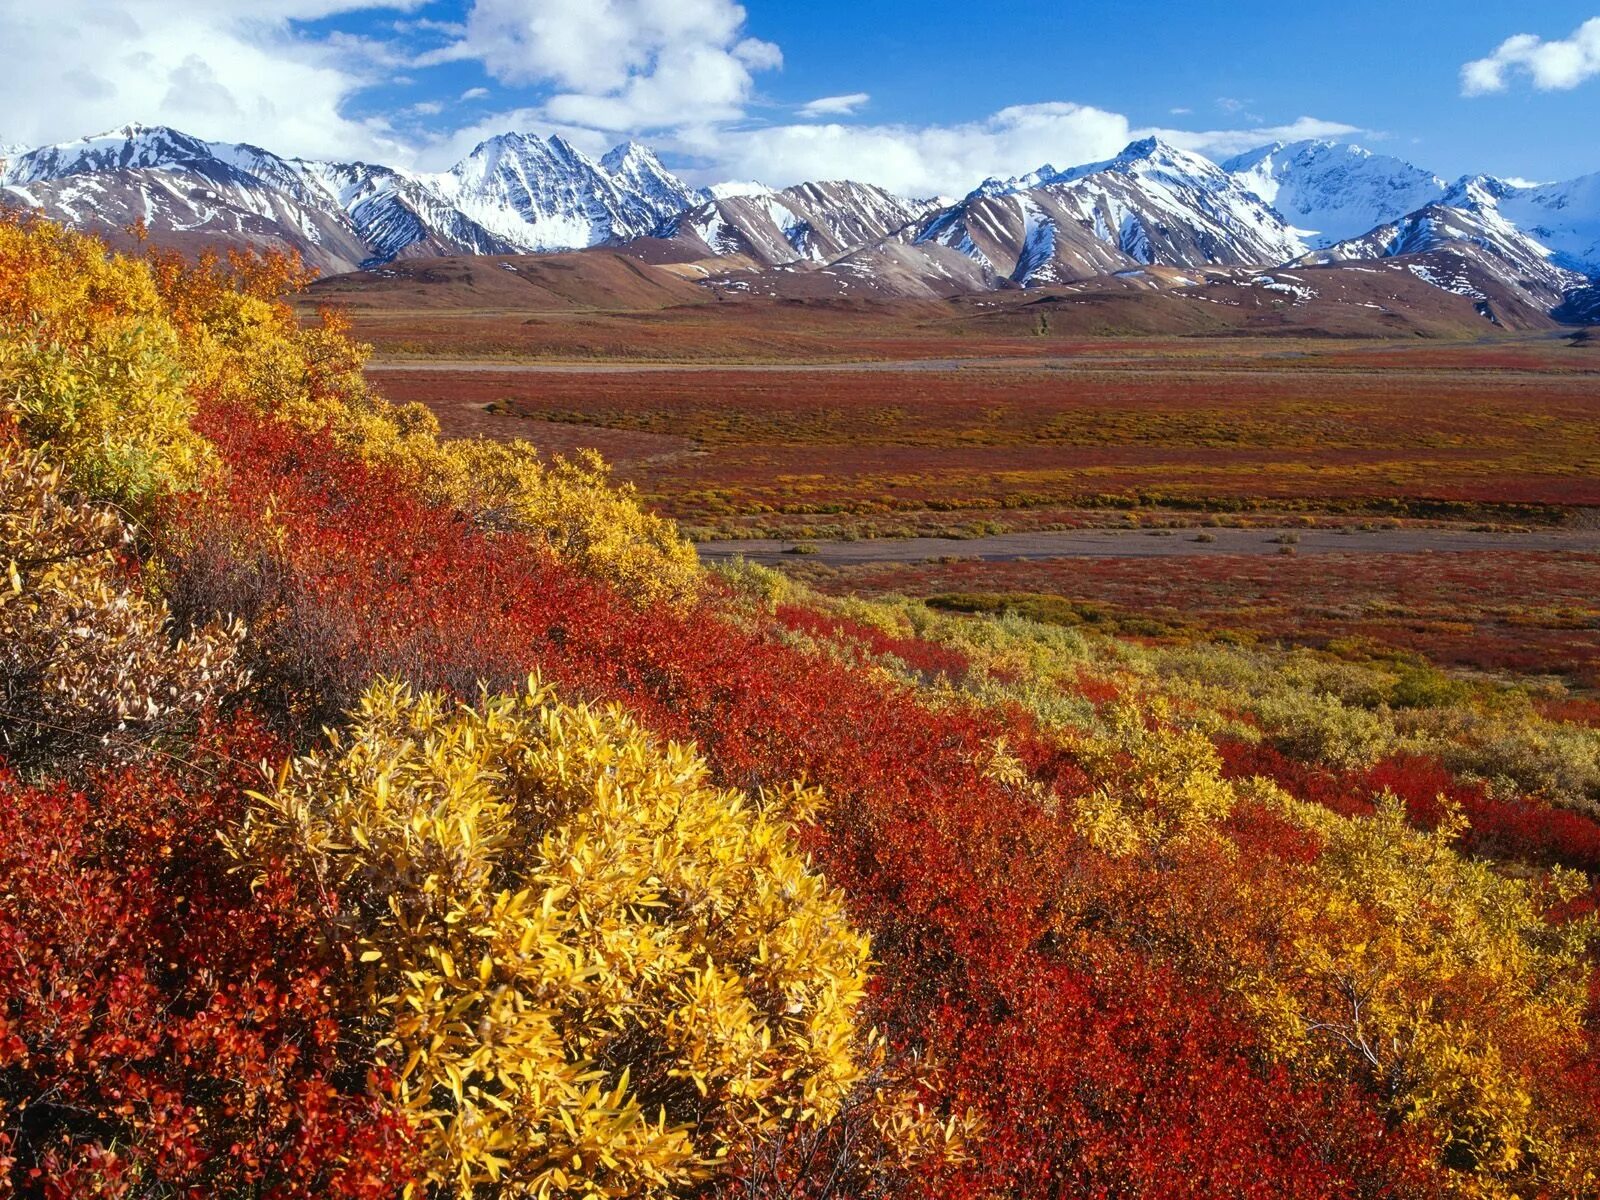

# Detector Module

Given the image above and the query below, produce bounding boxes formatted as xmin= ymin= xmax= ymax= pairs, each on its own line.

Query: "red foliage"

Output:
xmin=373 ymin=349 xmax=1600 ymax=527
xmin=1219 ymin=738 xmax=1600 ymax=875
xmin=773 ymin=604 xmax=969 ymax=680
xmin=0 ymin=716 xmax=414 ymax=1198
xmin=156 ymin=403 xmax=1450 ymax=1196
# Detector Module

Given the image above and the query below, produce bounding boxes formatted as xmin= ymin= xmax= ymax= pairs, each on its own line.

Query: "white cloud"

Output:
xmin=798 ymin=92 xmax=870 ymax=117
xmin=676 ymin=102 xmax=1134 ymax=197
xmin=1151 ymin=116 xmax=1364 ymax=159
xmin=422 ymin=0 xmax=781 ymax=131
xmin=0 ymin=0 xmax=1367 ymax=202
xmin=1462 ymin=18 xmax=1600 ymax=95
xmin=0 ymin=0 xmax=425 ymax=161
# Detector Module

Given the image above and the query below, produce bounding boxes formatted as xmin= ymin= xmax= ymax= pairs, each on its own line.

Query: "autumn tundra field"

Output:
xmin=8 ymin=213 xmax=1600 ymax=1200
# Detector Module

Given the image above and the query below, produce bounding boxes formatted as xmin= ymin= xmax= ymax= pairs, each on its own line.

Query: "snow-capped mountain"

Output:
xmin=1483 ymin=172 xmax=1600 ymax=277
xmin=1222 ymin=141 xmax=1449 ymax=248
xmin=660 ymin=180 xmax=934 ymax=266
xmin=1299 ymin=177 xmax=1587 ymax=318
xmin=0 ymin=123 xmax=699 ymax=272
xmin=429 ymin=132 xmax=690 ymax=252
xmin=909 ymin=138 xmax=1306 ymax=286
xmin=601 ymin=142 xmax=703 ymax=222
xmin=2 ymin=123 xmax=1595 ymax=323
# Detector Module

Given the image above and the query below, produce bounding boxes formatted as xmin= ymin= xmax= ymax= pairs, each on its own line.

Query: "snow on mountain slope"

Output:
xmin=601 ymin=142 xmax=702 ymax=221
xmin=1556 ymin=282 xmax=1600 ymax=324
xmin=2 ymin=123 xmax=701 ymax=272
xmin=0 ymin=140 xmax=26 ymax=177
xmin=1300 ymin=183 xmax=1586 ymax=318
xmin=293 ymin=161 xmax=517 ymax=263
xmin=1042 ymin=137 xmax=1308 ymax=266
xmin=658 ymin=180 xmax=928 ymax=266
xmin=4 ymin=124 xmax=219 ymax=184
xmin=434 ymin=132 xmax=681 ymax=251
xmin=1487 ymin=172 xmax=1600 ymax=278
xmin=1223 ymin=141 xmax=1448 ymax=248
xmin=914 ymin=189 xmax=1138 ymax=284
xmin=911 ymin=138 xmax=1305 ymax=286
xmin=702 ymin=181 xmax=774 ymax=201
xmin=6 ymin=122 xmax=1595 ymax=320
xmin=2 ymin=163 xmax=374 ymax=275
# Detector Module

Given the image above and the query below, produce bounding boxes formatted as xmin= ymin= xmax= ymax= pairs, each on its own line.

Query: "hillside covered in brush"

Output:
xmin=4 ymin=214 xmax=1600 ymax=1199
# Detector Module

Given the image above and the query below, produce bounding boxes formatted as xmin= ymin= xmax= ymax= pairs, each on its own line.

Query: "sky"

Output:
xmin=1 ymin=1 xmax=1597 ymax=196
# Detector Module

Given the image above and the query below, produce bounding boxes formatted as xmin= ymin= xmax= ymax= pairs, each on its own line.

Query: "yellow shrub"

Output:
xmin=0 ymin=217 xmax=214 ymax=507
xmin=1241 ymin=788 xmax=1597 ymax=1195
xmin=1068 ymin=703 xmax=1237 ymax=853
xmin=447 ymin=441 xmax=702 ymax=609
xmin=239 ymin=678 xmax=871 ymax=1197
xmin=710 ymin=557 xmax=795 ymax=615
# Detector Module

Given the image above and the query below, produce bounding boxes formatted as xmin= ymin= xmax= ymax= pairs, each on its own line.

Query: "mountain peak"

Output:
xmin=1114 ymin=136 xmax=1215 ymax=166
xmin=84 ymin=121 xmax=190 ymax=145
xmin=1445 ymin=174 xmax=1519 ymax=209
xmin=602 ymin=141 xmax=658 ymax=169
xmin=1224 ymin=140 xmax=1449 ymax=249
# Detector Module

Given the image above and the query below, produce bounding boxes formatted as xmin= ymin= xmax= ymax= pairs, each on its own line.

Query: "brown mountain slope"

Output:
xmin=307 ymin=251 xmax=709 ymax=311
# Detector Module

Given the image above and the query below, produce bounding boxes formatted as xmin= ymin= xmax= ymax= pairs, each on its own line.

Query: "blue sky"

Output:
xmin=2 ymin=1 xmax=1597 ymax=193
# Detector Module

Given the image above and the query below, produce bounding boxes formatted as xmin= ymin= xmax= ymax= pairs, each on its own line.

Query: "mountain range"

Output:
xmin=2 ymin=122 xmax=1595 ymax=326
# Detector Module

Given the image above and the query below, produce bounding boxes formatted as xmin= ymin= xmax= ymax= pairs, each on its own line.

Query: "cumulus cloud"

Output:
xmin=0 ymin=0 xmax=1368 ymax=201
xmin=1462 ymin=17 xmax=1600 ymax=95
xmin=798 ymin=92 xmax=871 ymax=117
xmin=0 ymin=0 xmax=426 ymax=161
xmin=421 ymin=0 xmax=781 ymax=130
xmin=1151 ymin=116 xmax=1364 ymax=159
xmin=677 ymin=102 xmax=1134 ymax=198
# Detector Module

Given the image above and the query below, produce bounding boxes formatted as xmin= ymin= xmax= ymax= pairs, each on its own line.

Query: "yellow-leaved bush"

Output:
xmin=235 ymin=678 xmax=872 ymax=1197
xmin=0 ymin=217 xmax=214 ymax=509
xmin=1067 ymin=701 xmax=1238 ymax=854
xmin=0 ymin=213 xmax=701 ymax=607
xmin=1055 ymin=703 xmax=1600 ymax=1197
xmin=1236 ymin=787 xmax=1597 ymax=1197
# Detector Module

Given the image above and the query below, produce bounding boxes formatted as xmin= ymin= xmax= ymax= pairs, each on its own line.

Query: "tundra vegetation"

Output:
xmin=3 ymin=212 xmax=1600 ymax=1199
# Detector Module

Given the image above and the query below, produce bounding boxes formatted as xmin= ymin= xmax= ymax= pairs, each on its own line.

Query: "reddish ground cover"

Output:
xmin=824 ymin=550 xmax=1600 ymax=687
xmin=372 ymin=349 xmax=1600 ymax=535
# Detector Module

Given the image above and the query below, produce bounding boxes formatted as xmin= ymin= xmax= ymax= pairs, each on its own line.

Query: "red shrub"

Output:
xmin=0 ymin=716 xmax=413 ymax=1198
xmin=774 ymin=604 xmax=970 ymax=680
xmin=1221 ymin=738 xmax=1600 ymax=875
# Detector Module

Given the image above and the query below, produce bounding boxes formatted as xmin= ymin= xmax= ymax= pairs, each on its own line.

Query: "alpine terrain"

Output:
xmin=2 ymin=124 xmax=1595 ymax=323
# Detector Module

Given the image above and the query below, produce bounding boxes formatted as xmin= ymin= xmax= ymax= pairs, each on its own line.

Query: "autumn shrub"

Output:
xmin=0 ymin=718 xmax=415 ymax=1196
xmin=1068 ymin=702 xmax=1237 ymax=853
xmin=711 ymin=557 xmax=795 ymax=614
xmin=0 ymin=439 xmax=246 ymax=771
xmin=16 ymin=213 xmax=1593 ymax=1196
xmin=0 ymin=216 xmax=213 ymax=508
xmin=1054 ymin=718 xmax=1600 ymax=1197
xmin=1238 ymin=790 xmax=1600 ymax=1196
xmin=236 ymin=678 xmax=876 ymax=1197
